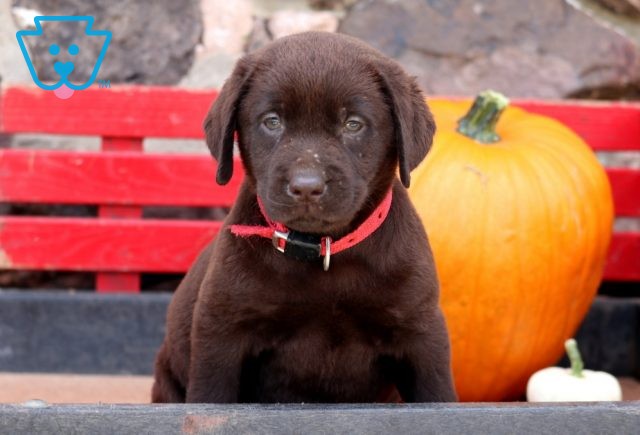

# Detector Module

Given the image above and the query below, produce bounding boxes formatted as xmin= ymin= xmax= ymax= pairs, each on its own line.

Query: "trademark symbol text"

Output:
xmin=98 ymin=80 xmax=111 ymax=88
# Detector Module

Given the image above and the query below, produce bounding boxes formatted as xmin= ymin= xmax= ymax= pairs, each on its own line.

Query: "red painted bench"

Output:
xmin=0 ymin=86 xmax=638 ymax=292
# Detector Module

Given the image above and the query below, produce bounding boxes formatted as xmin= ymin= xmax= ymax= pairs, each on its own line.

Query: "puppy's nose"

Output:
xmin=287 ymin=169 xmax=326 ymax=201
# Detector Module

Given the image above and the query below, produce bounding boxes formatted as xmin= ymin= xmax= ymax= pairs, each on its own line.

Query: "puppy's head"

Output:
xmin=204 ymin=32 xmax=434 ymax=235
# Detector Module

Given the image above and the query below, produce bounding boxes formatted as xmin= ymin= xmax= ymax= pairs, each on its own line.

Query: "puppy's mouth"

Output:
xmin=264 ymin=200 xmax=353 ymax=235
xmin=285 ymin=216 xmax=343 ymax=234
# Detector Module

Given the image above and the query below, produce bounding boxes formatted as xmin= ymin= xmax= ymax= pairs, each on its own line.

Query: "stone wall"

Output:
xmin=3 ymin=0 xmax=639 ymax=98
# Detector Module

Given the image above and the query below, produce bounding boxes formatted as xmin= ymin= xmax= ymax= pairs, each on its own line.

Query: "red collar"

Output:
xmin=229 ymin=189 xmax=393 ymax=271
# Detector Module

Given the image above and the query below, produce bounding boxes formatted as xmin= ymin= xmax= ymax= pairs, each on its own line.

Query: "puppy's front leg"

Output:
xmin=186 ymin=305 xmax=248 ymax=403
xmin=397 ymin=310 xmax=458 ymax=402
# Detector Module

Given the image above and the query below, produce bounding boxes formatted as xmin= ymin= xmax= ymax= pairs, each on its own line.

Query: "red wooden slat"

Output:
xmin=2 ymin=149 xmax=635 ymax=215
xmin=0 ymin=149 xmax=243 ymax=207
xmin=97 ymin=137 xmax=144 ymax=293
xmin=608 ymin=168 xmax=640 ymax=217
xmin=2 ymin=87 xmax=639 ymax=150
xmin=514 ymin=100 xmax=640 ymax=151
xmin=96 ymin=273 xmax=140 ymax=294
xmin=1 ymin=87 xmax=638 ymax=283
xmin=605 ymin=233 xmax=640 ymax=281
xmin=0 ymin=86 xmax=217 ymax=138
xmin=102 ymin=137 xmax=143 ymax=152
xmin=0 ymin=217 xmax=221 ymax=273
xmin=97 ymin=202 xmax=143 ymax=290
xmin=0 ymin=216 xmax=636 ymax=279
xmin=98 ymin=206 xmax=143 ymax=219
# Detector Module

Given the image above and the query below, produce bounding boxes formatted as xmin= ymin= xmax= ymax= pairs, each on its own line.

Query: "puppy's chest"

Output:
xmin=251 ymin=300 xmax=395 ymax=384
xmin=231 ymin=274 xmax=411 ymax=397
xmin=245 ymin=288 xmax=405 ymax=357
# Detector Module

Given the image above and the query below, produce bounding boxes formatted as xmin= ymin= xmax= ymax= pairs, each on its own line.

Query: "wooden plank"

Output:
xmin=98 ymin=137 xmax=144 ymax=292
xmin=0 ymin=402 xmax=639 ymax=435
xmin=96 ymin=273 xmax=140 ymax=294
xmin=1 ymin=292 xmax=636 ymax=377
xmin=102 ymin=137 xmax=143 ymax=152
xmin=2 ymin=86 xmax=639 ymax=150
xmin=608 ymin=168 xmax=640 ymax=217
xmin=605 ymin=232 xmax=640 ymax=282
xmin=98 ymin=206 xmax=143 ymax=219
xmin=0 ymin=373 xmax=154 ymax=404
xmin=0 ymin=217 xmax=221 ymax=273
xmin=0 ymin=86 xmax=216 ymax=138
xmin=1 ymin=149 xmax=634 ymax=215
xmin=0 ymin=149 xmax=243 ymax=207
xmin=0 ymin=217 xmax=635 ymax=279
xmin=567 ymin=296 xmax=640 ymax=377
xmin=513 ymin=99 xmax=640 ymax=151
xmin=0 ymin=290 xmax=170 ymax=374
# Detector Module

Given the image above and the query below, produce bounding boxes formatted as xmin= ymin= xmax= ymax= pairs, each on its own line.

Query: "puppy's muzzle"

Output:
xmin=286 ymin=168 xmax=327 ymax=202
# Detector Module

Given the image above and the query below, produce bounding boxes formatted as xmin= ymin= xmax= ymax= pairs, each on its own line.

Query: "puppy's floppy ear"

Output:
xmin=376 ymin=60 xmax=436 ymax=188
xmin=203 ymin=56 xmax=254 ymax=185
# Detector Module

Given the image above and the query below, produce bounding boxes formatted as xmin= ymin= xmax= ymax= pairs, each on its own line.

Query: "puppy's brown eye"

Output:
xmin=263 ymin=115 xmax=282 ymax=130
xmin=344 ymin=118 xmax=363 ymax=132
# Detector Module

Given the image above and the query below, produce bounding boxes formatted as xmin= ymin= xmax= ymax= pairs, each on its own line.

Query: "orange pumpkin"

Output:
xmin=409 ymin=91 xmax=614 ymax=401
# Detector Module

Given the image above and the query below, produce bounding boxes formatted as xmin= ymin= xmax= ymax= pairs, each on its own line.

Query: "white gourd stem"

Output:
xmin=565 ymin=338 xmax=584 ymax=378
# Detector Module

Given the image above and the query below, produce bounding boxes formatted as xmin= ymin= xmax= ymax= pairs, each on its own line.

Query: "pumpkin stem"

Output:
xmin=565 ymin=338 xmax=585 ymax=378
xmin=457 ymin=90 xmax=509 ymax=144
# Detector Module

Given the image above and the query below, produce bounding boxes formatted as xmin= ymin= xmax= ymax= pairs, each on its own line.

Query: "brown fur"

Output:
xmin=151 ymin=32 xmax=456 ymax=403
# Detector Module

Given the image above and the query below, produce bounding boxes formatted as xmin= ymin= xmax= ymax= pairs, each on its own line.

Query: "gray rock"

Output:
xmin=0 ymin=0 xmax=33 ymax=85
xmin=571 ymin=0 xmax=640 ymax=47
xmin=249 ymin=0 xmax=311 ymax=17
xmin=12 ymin=0 xmax=202 ymax=85
xmin=596 ymin=0 xmax=640 ymax=16
xmin=269 ymin=10 xmax=339 ymax=39
xmin=200 ymin=0 xmax=253 ymax=56
xmin=308 ymin=0 xmax=358 ymax=11
xmin=178 ymin=50 xmax=237 ymax=89
xmin=247 ymin=9 xmax=340 ymax=53
xmin=340 ymin=0 xmax=640 ymax=99
xmin=246 ymin=17 xmax=273 ymax=52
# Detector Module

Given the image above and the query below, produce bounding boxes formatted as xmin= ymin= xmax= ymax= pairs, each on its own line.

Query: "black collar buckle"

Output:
xmin=272 ymin=230 xmax=332 ymax=270
xmin=272 ymin=230 xmax=321 ymax=261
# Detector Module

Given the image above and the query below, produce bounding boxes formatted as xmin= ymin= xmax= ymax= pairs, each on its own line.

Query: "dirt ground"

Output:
xmin=0 ymin=373 xmax=153 ymax=404
xmin=0 ymin=373 xmax=638 ymax=404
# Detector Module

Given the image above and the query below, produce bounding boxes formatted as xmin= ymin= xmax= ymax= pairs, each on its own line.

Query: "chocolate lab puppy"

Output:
xmin=152 ymin=31 xmax=456 ymax=403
